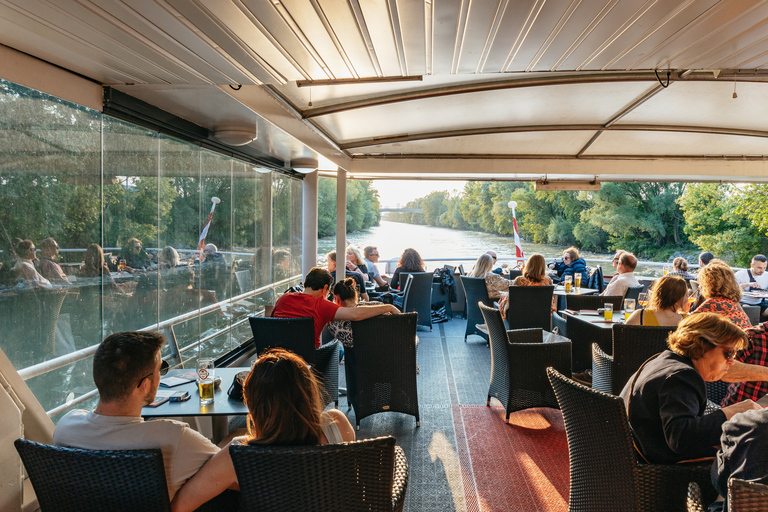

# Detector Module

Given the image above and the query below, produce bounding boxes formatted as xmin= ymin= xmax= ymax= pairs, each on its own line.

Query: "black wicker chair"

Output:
xmin=547 ymin=368 xmax=716 ymax=512
xmin=14 ymin=438 xmax=171 ymax=512
xmin=401 ymin=272 xmax=434 ymax=330
xmin=480 ymin=303 xmax=571 ymax=420
xmin=230 ymin=436 xmax=408 ymax=512
xmin=563 ymin=310 xmax=614 ymax=373
xmin=592 ymin=324 xmax=675 ymax=395
xmin=552 ymin=311 xmax=568 ymax=337
xmin=742 ymin=305 xmax=761 ymax=326
xmin=565 ymin=294 xmax=624 ymax=312
xmin=729 ymin=477 xmax=768 ymax=512
xmin=625 ymin=285 xmax=645 ymax=303
xmin=506 ymin=285 xmax=554 ymax=331
xmin=507 ymin=269 xmax=522 ymax=280
xmin=347 ymin=313 xmax=419 ymax=429
xmin=686 ymin=482 xmax=707 ymax=512
xmin=460 ymin=276 xmax=493 ymax=343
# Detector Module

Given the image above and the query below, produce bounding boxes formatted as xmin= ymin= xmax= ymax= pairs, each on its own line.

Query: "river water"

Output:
xmin=318 ymin=220 xmax=665 ymax=277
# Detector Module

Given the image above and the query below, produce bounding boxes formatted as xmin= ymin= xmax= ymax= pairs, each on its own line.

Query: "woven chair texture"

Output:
xmin=552 ymin=311 xmax=568 ymax=337
xmin=480 ymin=304 xmax=571 ymax=419
xmin=348 ymin=313 xmax=419 ymax=429
xmin=401 ymin=272 xmax=434 ymax=330
xmin=706 ymin=380 xmax=730 ymax=408
xmin=564 ymin=310 xmax=614 ymax=373
xmin=460 ymin=276 xmax=492 ymax=343
xmin=729 ymin=477 xmax=768 ymax=512
xmin=566 ymin=294 xmax=624 ymax=312
xmin=506 ymin=285 xmax=554 ymax=331
xmin=230 ymin=436 xmax=408 ymax=512
xmin=14 ymin=438 xmax=170 ymax=512
xmin=686 ymin=482 xmax=707 ymax=512
xmin=741 ymin=305 xmax=760 ymax=326
xmin=625 ymin=285 xmax=645 ymax=302
xmin=591 ymin=324 xmax=675 ymax=395
xmin=547 ymin=368 xmax=716 ymax=512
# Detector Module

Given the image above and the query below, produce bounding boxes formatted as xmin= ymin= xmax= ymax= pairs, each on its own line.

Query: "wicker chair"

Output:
xmin=686 ymin=482 xmax=707 ymax=512
xmin=460 ymin=276 xmax=493 ymax=343
xmin=14 ymin=438 xmax=171 ymax=512
xmin=547 ymin=368 xmax=716 ymax=512
xmin=625 ymin=285 xmax=645 ymax=303
xmin=742 ymin=305 xmax=760 ymax=326
xmin=401 ymin=271 xmax=434 ymax=330
xmin=552 ymin=311 xmax=568 ymax=337
xmin=506 ymin=285 xmax=554 ymax=331
xmin=566 ymin=294 xmax=624 ymax=312
xmin=347 ymin=313 xmax=419 ymax=429
xmin=230 ymin=436 xmax=408 ymax=512
xmin=480 ymin=303 xmax=571 ymax=420
xmin=591 ymin=324 xmax=675 ymax=395
xmin=563 ymin=310 xmax=614 ymax=373
xmin=729 ymin=477 xmax=768 ymax=512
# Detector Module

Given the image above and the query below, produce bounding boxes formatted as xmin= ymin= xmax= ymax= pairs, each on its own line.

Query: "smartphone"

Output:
xmin=147 ymin=396 xmax=170 ymax=407
xmin=169 ymin=390 xmax=191 ymax=402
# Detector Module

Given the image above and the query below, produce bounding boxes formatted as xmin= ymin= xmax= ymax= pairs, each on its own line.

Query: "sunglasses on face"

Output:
xmin=723 ymin=347 xmax=736 ymax=361
xmin=136 ymin=359 xmax=169 ymax=388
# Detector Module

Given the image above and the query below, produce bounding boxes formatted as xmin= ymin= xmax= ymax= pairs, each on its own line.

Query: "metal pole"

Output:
xmin=302 ymin=170 xmax=319 ymax=276
xmin=336 ymin=169 xmax=347 ymax=284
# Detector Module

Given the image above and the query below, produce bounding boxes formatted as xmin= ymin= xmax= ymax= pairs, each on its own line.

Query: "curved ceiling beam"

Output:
xmin=340 ymin=124 xmax=768 ymax=150
xmin=302 ymin=70 xmax=768 ymax=119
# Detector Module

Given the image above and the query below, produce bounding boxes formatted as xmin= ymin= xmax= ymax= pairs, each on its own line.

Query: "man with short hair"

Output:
xmin=699 ymin=251 xmax=714 ymax=269
xmin=326 ymin=250 xmax=369 ymax=302
xmin=53 ymin=332 xmax=218 ymax=499
xmin=602 ymin=252 xmax=640 ymax=297
xmin=735 ymin=255 xmax=768 ymax=317
xmin=38 ymin=237 xmax=70 ymax=284
xmin=271 ymin=267 xmax=399 ymax=347
xmin=363 ymin=246 xmax=388 ymax=287
xmin=485 ymin=250 xmax=508 ymax=275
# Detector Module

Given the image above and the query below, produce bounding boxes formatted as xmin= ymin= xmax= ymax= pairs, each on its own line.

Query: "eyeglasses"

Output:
xmin=723 ymin=347 xmax=737 ymax=362
xmin=136 ymin=360 xmax=169 ymax=388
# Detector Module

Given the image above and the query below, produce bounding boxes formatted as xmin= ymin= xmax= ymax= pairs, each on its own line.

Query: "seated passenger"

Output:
xmin=38 ymin=237 xmax=70 ymax=284
xmin=13 ymin=239 xmax=51 ymax=289
xmin=691 ymin=259 xmax=751 ymax=329
xmin=53 ymin=331 xmax=218 ymax=499
xmin=468 ymin=253 xmax=508 ymax=300
xmin=500 ymin=253 xmax=555 ymax=318
xmin=345 ymin=246 xmax=370 ymax=282
xmin=602 ymin=251 xmax=640 ymax=297
xmin=620 ymin=314 xmax=762 ymax=464
xmin=170 ymin=348 xmax=356 ymax=512
xmin=548 ymin=247 xmax=588 ymax=283
xmin=326 ymin=250 xmax=368 ymax=301
xmin=625 ymin=274 xmax=688 ymax=326
xmin=390 ymin=248 xmax=425 ymax=290
xmin=119 ymin=237 xmax=153 ymax=270
xmin=363 ymin=246 xmax=388 ymax=288
xmin=670 ymin=256 xmax=696 ymax=279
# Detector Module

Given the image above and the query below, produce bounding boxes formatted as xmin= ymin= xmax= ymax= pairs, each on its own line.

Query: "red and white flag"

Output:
xmin=197 ymin=197 xmax=221 ymax=255
xmin=508 ymin=201 xmax=525 ymax=267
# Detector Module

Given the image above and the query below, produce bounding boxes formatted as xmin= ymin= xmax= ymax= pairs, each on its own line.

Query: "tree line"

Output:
xmin=388 ymin=182 xmax=768 ymax=267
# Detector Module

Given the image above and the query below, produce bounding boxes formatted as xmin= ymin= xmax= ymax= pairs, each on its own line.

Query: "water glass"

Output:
xmin=574 ymin=272 xmax=582 ymax=291
xmin=564 ymin=275 xmax=572 ymax=293
xmin=624 ymin=298 xmax=635 ymax=321
xmin=604 ymin=303 xmax=614 ymax=321
xmin=196 ymin=358 xmax=215 ymax=406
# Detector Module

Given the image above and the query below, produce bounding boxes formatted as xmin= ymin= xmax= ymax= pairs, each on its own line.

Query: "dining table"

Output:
xmin=561 ymin=309 xmax=626 ymax=373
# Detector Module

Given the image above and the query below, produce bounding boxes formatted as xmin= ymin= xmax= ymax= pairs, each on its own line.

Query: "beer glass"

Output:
xmin=574 ymin=272 xmax=582 ymax=291
xmin=604 ymin=303 xmax=613 ymax=321
xmin=564 ymin=275 xmax=572 ymax=293
xmin=196 ymin=358 xmax=215 ymax=406
xmin=624 ymin=298 xmax=635 ymax=321
xmin=118 ymin=258 xmax=126 ymax=272
xmin=663 ymin=264 xmax=671 ymax=276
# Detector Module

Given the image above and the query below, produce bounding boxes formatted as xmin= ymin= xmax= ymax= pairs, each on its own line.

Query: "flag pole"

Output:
xmin=507 ymin=201 xmax=525 ymax=268
xmin=197 ymin=197 xmax=221 ymax=258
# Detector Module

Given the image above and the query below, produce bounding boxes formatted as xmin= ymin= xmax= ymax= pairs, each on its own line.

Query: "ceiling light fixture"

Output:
xmin=214 ymin=125 xmax=258 ymax=146
xmin=534 ymin=180 xmax=601 ymax=191
xmin=291 ymin=157 xmax=319 ymax=174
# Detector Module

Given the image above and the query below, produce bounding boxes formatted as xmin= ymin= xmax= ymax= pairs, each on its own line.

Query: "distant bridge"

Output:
xmin=379 ymin=207 xmax=423 ymax=212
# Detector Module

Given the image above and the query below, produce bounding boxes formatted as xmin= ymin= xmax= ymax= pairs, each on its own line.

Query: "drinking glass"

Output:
xmin=624 ymin=298 xmax=635 ymax=321
xmin=196 ymin=357 xmax=215 ymax=406
xmin=604 ymin=303 xmax=614 ymax=321
xmin=118 ymin=258 xmax=126 ymax=272
xmin=574 ymin=272 xmax=582 ymax=291
xmin=638 ymin=293 xmax=648 ymax=308
xmin=564 ymin=275 xmax=572 ymax=293
xmin=663 ymin=264 xmax=671 ymax=276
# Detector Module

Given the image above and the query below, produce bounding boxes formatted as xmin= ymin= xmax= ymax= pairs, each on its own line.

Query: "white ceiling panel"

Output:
xmin=585 ymin=130 xmax=768 ymax=156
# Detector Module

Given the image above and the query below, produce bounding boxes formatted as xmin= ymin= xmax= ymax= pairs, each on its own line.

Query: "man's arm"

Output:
xmin=334 ymin=303 xmax=399 ymax=321
xmin=721 ymin=361 xmax=768 ymax=383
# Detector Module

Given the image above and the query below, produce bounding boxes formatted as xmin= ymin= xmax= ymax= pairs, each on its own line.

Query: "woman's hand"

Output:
xmin=721 ymin=399 xmax=761 ymax=420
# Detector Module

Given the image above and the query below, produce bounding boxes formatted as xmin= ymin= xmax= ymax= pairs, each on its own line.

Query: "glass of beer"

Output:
xmin=663 ymin=264 xmax=671 ymax=276
xmin=118 ymin=258 xmax=126 ymax=272
xmin=624 ymin=298 xmax=635 ymax=321
xmin=564 ymin=275 xmax=572 ymax=293
xmin=196 ymin=357 xmax=215 ymax=406
xmin=604 ymin=303 xmax=613 ymax=321
xmin=574 ymin=272 xmax=582 ymax=292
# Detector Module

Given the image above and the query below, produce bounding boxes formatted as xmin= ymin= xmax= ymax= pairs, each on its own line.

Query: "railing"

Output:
xmin=379 ymin=257 xmax=689 ymax=274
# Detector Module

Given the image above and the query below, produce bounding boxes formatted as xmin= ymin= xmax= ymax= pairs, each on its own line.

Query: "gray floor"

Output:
xmin=337 ymin=316 xmax=491 ymax=512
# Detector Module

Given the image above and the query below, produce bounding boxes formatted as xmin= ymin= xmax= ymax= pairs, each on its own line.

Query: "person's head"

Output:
xmin=125 ymin=237 xmax=142 ymax=255
xmin=398 ymin=248 xmax=423 ymax=271
xmin=612 ymin=250 xmax=626 ymax=269
xmin=84 ymin=243 xmax=105 ymax=269
xmin=672 ymin=257 xmax=688 ymax=272
xmin=326 ymin=250 xmax=337 ymax=272
xmin=244 ymin=348 xmax=324 ymax=445
xmin=203 ymin=243 xmax=217 ymax=258
xmin=751 ymin=255 xmax=767 ymax=276
xmin=303 ymin=267 xmax=333 ymax=292
xmin=697 ymin=259 xmax=742 ymax=302
xmin=649 ymin=274 xmax=689 ymax=312
xmin=346 ymin=246 xmax=366 ymax=267
xmin=274 ymin=250 xmax=290 ymax=271
xmin=563 ymin=247 xmax=579 ymax=265
xmin=92 ymin=331 xmax=166 ymax=404
xmin=485 ymin=250 xmax=498 ymax=264
xmin=667 ymin=313 xmax=747 ymax=381
xmin=364 ymin=246 xmax=379 ymax=262
xmin=40 ymin=238 xmax=59 ymax=259
xmin=469 ymin=254 xmax=494 ymax=277
xmin=333 ymin=277 xmax=359 ymax=306
xmin=159 ymin=246 xmax=180 ymax=267
xmin=699 ymin=251 xmax=714 ymax=267
xmin=617 ymin=252 xmax=637 ymax=273
xmin=523 ymin=253 xmax=547 ymax=281
xmin=16 ymin=239 xmax=36 ymax=260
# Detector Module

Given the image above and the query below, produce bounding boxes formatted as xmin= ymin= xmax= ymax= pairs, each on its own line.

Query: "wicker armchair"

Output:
xmin=547 ymin=368 xmax=716 ymax=512
xmin=742 ymin=305 xmax=760 ymax=326
xmin=591 ymin=324 xmax=675 ymax=395
xmin=552 ymin=311 xmax=568 ymax=337
xmin=506 ymin=285 xmax=554 ymax=331
xmin=460 ymin=276 xmax=493 ymax=343
xmin=566 ymin=294 xmax=624 ymax=312
xmin=729 ymin=478 xmax=768 ymax=511
xmin=348 ymin=313 xmax=419 ymax=429
xmin=563 ymin=311 xmax=614 ymax=373
xmin=625 ymin=285 xmax=645 ymax=303
xmin=400 ymin=272 xmax=434 ymax=330
xmin=14 ymin=438 xmax=171 ymax=512
xmin=480 ymin=303 xmax=571 ymax=420
xmin=686 ymin=482 xmax=707 ymax=512
xmin=230 ymin=436 xmax=409 ymax=512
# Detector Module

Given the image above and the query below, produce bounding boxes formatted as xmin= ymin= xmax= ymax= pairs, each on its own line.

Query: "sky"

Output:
xmin=372 ymin=180 xmax=467 ymax=208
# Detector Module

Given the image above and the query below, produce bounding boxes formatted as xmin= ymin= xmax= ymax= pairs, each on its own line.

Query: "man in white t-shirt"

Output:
xmin=602 ymin=252 xmax=640 ymax=298
xmin=735 ymin=255 xmax=768 ymax=318
xmin=53 ymin=332 xmax=218 ymax=499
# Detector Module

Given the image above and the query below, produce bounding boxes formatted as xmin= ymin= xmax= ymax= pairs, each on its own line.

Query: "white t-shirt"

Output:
xmin=734 ymin=268 xmax=768 ymax=305
xmin=602 ymin=271 xmax=640 ymax=298
xmin=53 ymin=410 xmax=218 ymax=499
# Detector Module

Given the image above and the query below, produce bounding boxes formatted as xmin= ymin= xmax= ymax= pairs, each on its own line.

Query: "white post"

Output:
xmin=336 ymin=169 xmax=347 ymax=284
xmin=302 ymin=170 xmax=319 ymax=276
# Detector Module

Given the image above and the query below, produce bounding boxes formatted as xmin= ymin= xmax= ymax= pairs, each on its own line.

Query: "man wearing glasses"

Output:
xmin=485 ymin=251 xmax=508 ymax=275
xmin=363 ymin=246 xmax=389 ymax=288
xmin=53 ymin=332 xmax=218 ymax=499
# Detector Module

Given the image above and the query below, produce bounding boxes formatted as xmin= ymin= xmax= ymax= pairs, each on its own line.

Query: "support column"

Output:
xmin=336 ymin=169 xmax=347 ymax=285
xmin=302 ymin=170 xmax=318 ymax=276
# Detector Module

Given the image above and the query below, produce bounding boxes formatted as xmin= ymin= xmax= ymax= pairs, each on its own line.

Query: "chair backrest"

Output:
xmin=546 ymin=368 xmax=639 ymax=512
xmin=506 ymin=285 xmax=554 ymax=331
xmin=235 ymin=269 xmax=253 ymax=294
xmin=552 ymin=311 xmax=567 ymax=336
xmin=728 ymin=477 xmax=768 ymax=512
xmin=14 ymin=438 xmax=171 ymax=512
xmin=458 ymin=264 xmax=465 ymax=276
xmin=507 ymin=269 xmax=522 ymax=280
xmin=566 ymin=294 xmax=623 ymax=311
xmin=249 ymin=316 xmax=316 ymax=365
xmin=401 ymin=272 xmax=433 ymax=328
xmin=609 ymin=324 xmax=675 ymax=394
xmin=230 ymin=436 xmax=397 ymax=512
xmin=460 ymin=276 xmax=493 ymax=340
xmin=742 ymin=305 xmax=761 ymax=326
xmin=624 ymin=285 xmax=644 ymax=303
xmin=586 ymin=265 xmax=605 ymax=293
xmin=479 ymin=303 xmax=510 ymax=392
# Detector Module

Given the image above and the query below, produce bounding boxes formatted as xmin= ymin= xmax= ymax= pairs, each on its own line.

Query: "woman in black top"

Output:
xmin=390 ymin=248 xmax=425 ymax=290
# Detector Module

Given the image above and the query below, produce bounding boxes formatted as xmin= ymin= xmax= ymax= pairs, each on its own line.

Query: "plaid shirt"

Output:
xmin=723 ymin=322 xmax=768 ymax=405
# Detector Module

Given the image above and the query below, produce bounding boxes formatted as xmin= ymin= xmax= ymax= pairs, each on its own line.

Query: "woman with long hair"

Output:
xmin=692 ymin=259 xmax=751 ymax=329
xmin=469 ymin=253 xmax=510 ymax=300
xmin=171 ymin=348 xmax=355 ymax=511
xmin=500 ymin=253 xmax=555 ymax=318
xmin=626 ymin=274 xmax=689 ymax=326
xmin=345 ymin=246 xmax=370 ymax=282
xmin=390 ymin=248 xmax=425 ymax=290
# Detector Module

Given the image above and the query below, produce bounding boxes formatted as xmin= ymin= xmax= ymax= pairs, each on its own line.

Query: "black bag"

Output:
xmin=431 ymin=301 xmax=449 ymax=323
xmin=227 ymin=371 xmax=250 ymax=401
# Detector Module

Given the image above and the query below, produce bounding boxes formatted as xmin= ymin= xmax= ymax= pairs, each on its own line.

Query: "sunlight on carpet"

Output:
xmin=453 ymin=405 xmax=569 ymax=512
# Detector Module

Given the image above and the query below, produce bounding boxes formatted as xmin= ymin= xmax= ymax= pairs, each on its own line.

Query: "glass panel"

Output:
xmin=290 ymin=177 xmax=303 ymax=287
xmin=272 ymin=174 xmax=291 ymax=286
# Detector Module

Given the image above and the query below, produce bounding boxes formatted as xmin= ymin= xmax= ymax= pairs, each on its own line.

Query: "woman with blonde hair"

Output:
xmin=345 ymin=245 xmax=370 ymax=282
xmin=512 ymin=253 xmax=552 ymax=287
xmin=692 ymin=259 xmax=751 ymax=329
xmin=626 ymin=274 xmax=689 ymax=326
xmin=171 ymin=348 xmax=355 ymax=511
xmin=469 ymin=253 xmax=509 ymax=299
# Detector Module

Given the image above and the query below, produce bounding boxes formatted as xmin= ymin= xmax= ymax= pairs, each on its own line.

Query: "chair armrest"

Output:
xmin=686 ymin=482 xmax=708 ymax=512
xmin=591 ymin=343 xmax=614 ymax=394
xmin=392 ymin=445 xmax=409 ymax=512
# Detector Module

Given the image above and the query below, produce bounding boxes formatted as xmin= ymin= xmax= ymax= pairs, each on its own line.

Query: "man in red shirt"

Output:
xmin=272 ymin=267 xmax=399 ymax=348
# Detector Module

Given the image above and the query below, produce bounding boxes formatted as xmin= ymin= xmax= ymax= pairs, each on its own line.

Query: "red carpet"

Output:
xmin=453 ymin=405 xmax=569 ymax=512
